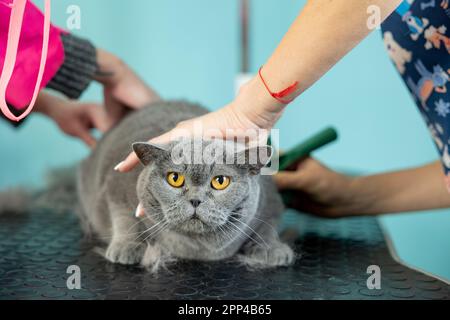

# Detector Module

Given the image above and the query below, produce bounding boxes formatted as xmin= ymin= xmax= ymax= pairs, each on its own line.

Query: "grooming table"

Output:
xmin=0 ymin=209 xmax=448 ymax=300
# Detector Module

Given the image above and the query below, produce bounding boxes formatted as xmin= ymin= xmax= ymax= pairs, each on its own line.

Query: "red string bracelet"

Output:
xmin=258 ymin=67 xmax=299 ymax=104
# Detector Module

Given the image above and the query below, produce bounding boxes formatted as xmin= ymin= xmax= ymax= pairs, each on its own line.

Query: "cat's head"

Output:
xmin=133 ymin=138 xmax=272 ymax=236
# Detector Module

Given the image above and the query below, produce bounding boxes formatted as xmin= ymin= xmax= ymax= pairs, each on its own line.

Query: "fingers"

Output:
xmin=149 ymin=129 xmax=179 ymax=145
xmin=273 ymin=158 xmax=310 ymax=190
xmin=114 ymin=129 xmax=179 ymax=172
xmin=62 ymin=114 xmax=97 ymax=148
xmin=274 ymin=157 xmax=321 ymax=190
xmin=103 ymin=89 xmax=127 ymax=128
xmin=77 ymin=129 xmax=97 ymax=149
xmin=72 ymin=104 xmax=105 ymax=148
xmin=273 ymin=171 xmax=304 ymax=190
xmin=114 ymin=152 xmax=140 ymax=172
xmin=114 ymin=133 xmax=173 ymax=172
xmin=84 ymin=103 xmax=110 ymax=133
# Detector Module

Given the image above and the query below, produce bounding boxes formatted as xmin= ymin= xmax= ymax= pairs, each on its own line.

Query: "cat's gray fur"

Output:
xmin=77 ymin=101 xmax=294 ymax=272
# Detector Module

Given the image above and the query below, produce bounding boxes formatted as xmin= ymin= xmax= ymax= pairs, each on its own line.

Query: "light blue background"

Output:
xmin=0 ymin=0 xmax=449 ymax=281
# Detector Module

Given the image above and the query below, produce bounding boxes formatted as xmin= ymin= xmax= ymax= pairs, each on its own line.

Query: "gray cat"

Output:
xmin=77 ymin=101 xmax=294 ymax=272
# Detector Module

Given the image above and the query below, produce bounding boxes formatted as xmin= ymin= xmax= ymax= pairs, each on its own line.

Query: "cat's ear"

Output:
xmin=235 ymin=145 xmax=273 ymax=175
xmin=132 ymin=142 xmax=168 ymax=166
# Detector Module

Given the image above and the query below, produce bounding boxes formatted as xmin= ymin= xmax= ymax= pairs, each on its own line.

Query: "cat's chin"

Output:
xmin=174 ymin=217 xmax=217 ymax=235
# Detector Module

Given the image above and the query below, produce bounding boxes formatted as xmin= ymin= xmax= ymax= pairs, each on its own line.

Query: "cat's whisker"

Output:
xmin=230 ymin=217 xmax=269 ymax=248
xmin=227 ymin=220 xmax=266 ymax=249
xmin=216 ymin=226 xmax=236 ymax=250
xmin=139 ymin=221 xmax=169 ymax=244
xmin=120 ymin=210 xmax=167 ymax=241
xmin=227 ymin=222 xmax=263 ymax=248
xmin=134 ymin=221 xmax=165 ymax=242
xmin=142 ymin=223 xmax=169 ymax=244
xmin=123 ymin=217 xmax=150 ymax=236
xmin=95 ymin=215 xmax=155 ymax=240
xmin=216 ymin=225 xmax=232 ymax=247
xmin=130 ymin=221 xmax=167 ymax=251
xmin=232 ymin=213 xmax=278 ymax=236
xmin=223 ymin=223 xmax=238 ymax=243
xmin=250 ymin=217 xmax=278 ymax=234
xmin=127 ymin=224 xmax=162 ymax=248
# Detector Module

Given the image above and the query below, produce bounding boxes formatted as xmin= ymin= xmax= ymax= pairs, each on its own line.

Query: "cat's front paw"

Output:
xmin=238 ymin=242 xmax=295 ymax=268
xmin=105 ymin=240 xmax=147 ymax=265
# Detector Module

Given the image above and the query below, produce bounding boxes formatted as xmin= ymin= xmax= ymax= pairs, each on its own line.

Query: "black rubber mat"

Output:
xmin=0 ymin=209 xmax=448 ymax=300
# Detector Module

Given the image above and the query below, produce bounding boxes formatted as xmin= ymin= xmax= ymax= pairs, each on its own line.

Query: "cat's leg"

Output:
xmin=237 ymin=218 xmax=295 ymax=268
xmin=140 ymin=232 xmax=197 ymax=272
xmin=140 ymin=242 xmax=175 ymax=273
xmin=104 ymin=203 xmax=147 ymax=265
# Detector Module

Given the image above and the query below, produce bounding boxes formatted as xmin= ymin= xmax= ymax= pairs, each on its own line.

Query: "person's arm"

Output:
xmin=93 ymin=48 xmax=161 ymax=128
xmin=44 ymin=40 xmax=160 ymax=130
xmin=1 ymin=0 xmax=159 ymax=128
xmin=45 ymin=37 xmax=160 ymax=129
xmin=238 ymin=0 xmax=402 ymax=127
xmin=350 ymin=161 xmax=450 ymax=214
xmin=116 ymin=0 xmax=402 ymax=172
xmin=274 ymin=159 xmax=450 ymax=217
xmin=259 ymin=0 xmax=401 ymax=97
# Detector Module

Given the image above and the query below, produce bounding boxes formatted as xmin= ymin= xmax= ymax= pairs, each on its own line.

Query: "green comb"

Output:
xmin=278 ymin=127 xmax=338 ymax=170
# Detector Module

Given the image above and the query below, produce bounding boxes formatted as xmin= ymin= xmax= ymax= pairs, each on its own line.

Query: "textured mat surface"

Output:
xmin=0 ymin=209 xmax=448 ymax=300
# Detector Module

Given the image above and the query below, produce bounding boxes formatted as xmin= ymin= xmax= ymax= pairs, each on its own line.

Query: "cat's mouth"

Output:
xmin=178 ymin=215 xmax=212 ymax=234
xmin=190 ymin=213 xmax=205 ymax=224
xmin=166 ymin=199 xmax=248 ymax=235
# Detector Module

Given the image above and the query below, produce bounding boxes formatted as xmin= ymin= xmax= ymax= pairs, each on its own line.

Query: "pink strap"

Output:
xmin=0 ymin=0 xmax=51 ymax=122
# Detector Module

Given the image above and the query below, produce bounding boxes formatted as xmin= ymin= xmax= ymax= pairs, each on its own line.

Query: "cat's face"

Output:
xmin=134 ymin=139 xmax=271 ymax=236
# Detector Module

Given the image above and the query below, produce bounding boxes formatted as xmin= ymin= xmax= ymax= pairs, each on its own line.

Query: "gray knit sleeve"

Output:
xmin=46 ymin=33 xmax=97 ymax=99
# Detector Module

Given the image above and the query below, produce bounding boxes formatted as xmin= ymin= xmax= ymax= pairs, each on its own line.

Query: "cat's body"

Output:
xmin=77 ymin=101 xmax=294 ymax=271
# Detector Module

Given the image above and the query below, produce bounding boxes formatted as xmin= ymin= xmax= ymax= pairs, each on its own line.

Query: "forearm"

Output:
xmin=93 ymin=48 xmax=124 ymax=85
xmin=33 ymin=91 xmax=59 ymax=116
xmin=94 ymin=48 xmax=160 ymax=109
xmin=237 ymin=0 xmax=402 ymax=125
xmin=347 ymin=161 xmax=450 ymax=215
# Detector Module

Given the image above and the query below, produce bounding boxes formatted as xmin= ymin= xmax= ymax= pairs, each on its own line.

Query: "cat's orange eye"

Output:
xmin=167 ymin=172 xmax=185 ymax=188
xmin=211 ymin=175 xmax=231 ymax=190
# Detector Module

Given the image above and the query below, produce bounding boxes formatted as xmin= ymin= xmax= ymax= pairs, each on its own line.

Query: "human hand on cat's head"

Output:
xmin=114 ymin=101 xmax=269 ymax=173
xmin=114 ymin=67 xmax=283 ymax=173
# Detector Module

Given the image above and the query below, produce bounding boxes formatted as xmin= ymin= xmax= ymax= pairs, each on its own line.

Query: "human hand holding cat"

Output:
xmin=94 ymin=49 xmax=161 ymax=129
xmin=35 ymin=92 xmax=109 ymax=148
xmin=34 ymin=50 xmax=160 ymax=148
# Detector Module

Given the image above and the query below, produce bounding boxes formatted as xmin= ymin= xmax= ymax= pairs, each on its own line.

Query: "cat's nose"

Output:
xmin=190 ymin=199 xmax=201 ymax=208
